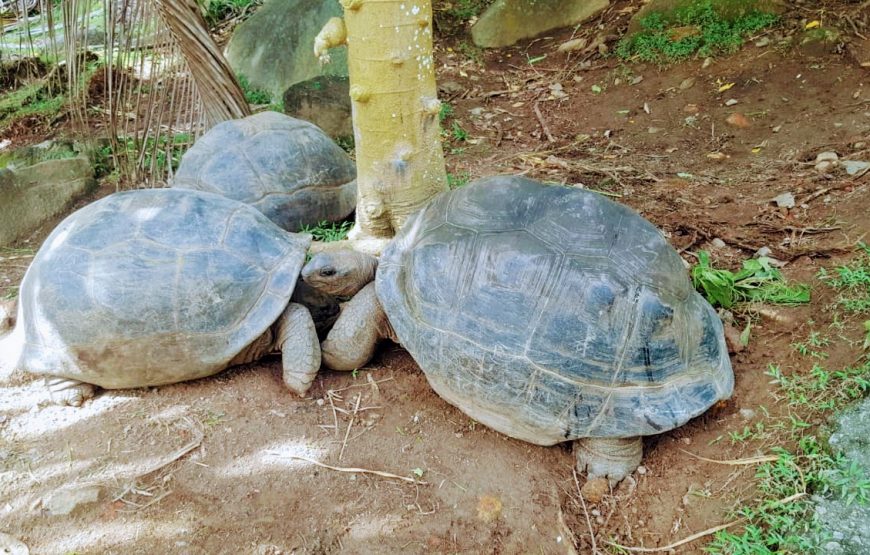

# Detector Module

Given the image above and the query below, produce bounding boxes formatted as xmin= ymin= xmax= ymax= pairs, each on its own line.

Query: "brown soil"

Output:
xmin=1 ymin=2 xmax=869 ymax=553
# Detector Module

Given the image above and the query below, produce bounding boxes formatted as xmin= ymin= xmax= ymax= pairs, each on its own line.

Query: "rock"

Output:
xmin=0 ymin=533 xmax=28 ymax=555
xmin=580 ymin=477 xmax=609 ymax=503
xmin=722 ymin=322 xmax=745 ymax=354
xmin=739 ymin=408 xmax=756 ymax=420
xmin=755 ymin=36 xmax=770 ymax=47
xmin=815 ymin=151 xmax=840 ymax=173
xmin=724 ymin=98 xmax=739 ymax=106
xmin=558 ymin=37 xmax=588 ymax=52
xmin=701 ymin=57 xmax=713 ymax=69
xmin=843 ymin=161 xmax=870 ymax=176
xmin=755 ymin=246 xmax=772 ymax=258
xmin=707 ymin=152 xmax=727 ymax=161
xmin=772 ymin=192 xmax=795 ymax=208
xmin=710 ymin=238 xmax=727 ymax=248
xmin=683 ymin=103 xmax=699 ymax=113
xmin=725 ymin=113 xmax=751 ymax=128
xmin=679 ymin=77 xmax=695 ymax=90
xmin=813 ymin=397 xmax=870 ymax=554
xmin=44 ymin=486 xmax=101 ymax=516
xmin=225 ymin=0 xmax=347 ymax=100
xmin=0 ymin=141 xmax=96 ymax=245
xmin=282 ymin=75 xmax=352 ymax=139
xmin=816 ymin=151 xmax=839 ymax=162
xmin=628 ymin=0 xmax=785 ymax=34
xmin=471 ymin=0 xmax=610 ymax=48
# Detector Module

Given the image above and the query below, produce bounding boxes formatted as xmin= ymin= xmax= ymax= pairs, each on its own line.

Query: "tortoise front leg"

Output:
xmin=575 ymin=437 xmax=643 ymax=483
xmin=45 ymin=377 xmax=96 ymax=406
xmin=275 ymin=302 xmax=321 ymax=396
xmin=321 ymin=282 xmax=392 ymax=371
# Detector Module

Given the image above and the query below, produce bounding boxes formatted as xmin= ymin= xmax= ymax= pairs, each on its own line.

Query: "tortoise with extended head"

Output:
xmin=173 ymin=111 xmax=357 ymax=232
xmin=302 ymin=176 xmax=733 ymax=481
xmin=0 ymin=188 xmax=324 ymax=405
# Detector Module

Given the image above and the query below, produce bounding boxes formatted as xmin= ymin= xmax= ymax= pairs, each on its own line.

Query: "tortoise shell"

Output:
xmin=16 ymin=188 xmax=309 ymax=388
xmin=377 ymin=176 xmax=733 ymax=444
xmin=173 ymin=112 xmax=356 ymax=232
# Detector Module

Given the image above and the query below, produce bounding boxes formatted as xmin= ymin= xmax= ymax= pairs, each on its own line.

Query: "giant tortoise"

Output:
xmin=301 ymin=176 xmax=734 ymax=481
xmin=0 ymin=188 xmax=323 ymax=405
xmin=173 ymin=111 xmax=356 ymax=232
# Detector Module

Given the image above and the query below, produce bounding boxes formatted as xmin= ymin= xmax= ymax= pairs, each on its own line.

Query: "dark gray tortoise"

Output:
xmin=302 ymin=176 xmax=734 ymax=481
xmin=173 ymin=111 xmax=356 ymax=232
xmin=0 ymin=188 xmax=322 ymax=405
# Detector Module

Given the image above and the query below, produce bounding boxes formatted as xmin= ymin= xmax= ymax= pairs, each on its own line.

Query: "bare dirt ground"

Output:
xmin=1 ymin=1 xmax=870 ymax=553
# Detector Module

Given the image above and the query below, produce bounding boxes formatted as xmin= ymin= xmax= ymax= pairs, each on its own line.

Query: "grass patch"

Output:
xmin=818 ymin=243 xmax=870 ymax=313
xmin=300 ymin=221 xmax=352 ymax=243
xmin=236 ymin=74 xmax=272 ymax=105
xmin=446 ymin=171 xmax=471 ymax=189
xmin=204 ymin=0 xmax=260 ymax=27
xmin=616 ymin=0 xmax=779 ymax=64
xmin=691 ymin=251 xmax=810 ymax=309
xmin=434 ymin=0 xmax=493 ymax=35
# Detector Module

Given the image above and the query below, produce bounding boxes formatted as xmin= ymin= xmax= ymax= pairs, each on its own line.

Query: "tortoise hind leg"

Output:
xmin=46 ymin=377 xmax=96 ymax=406
xmin=276 ymin=303 xmax=321 ymax=396
xmin=575 ymin=437 xmax=643 ymax=483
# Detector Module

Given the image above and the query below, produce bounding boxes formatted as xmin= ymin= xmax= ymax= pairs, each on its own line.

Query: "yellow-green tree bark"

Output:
xmin=316 ymin=0 xmax=447 ymax=245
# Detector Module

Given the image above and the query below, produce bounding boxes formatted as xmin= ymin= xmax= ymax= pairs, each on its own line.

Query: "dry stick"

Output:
xmin=678 ymin=449 xmax=780 ymax=466
xmin=573 ymin=469 xmax=599 ymax=554
xmin=338 ymin=393 xmax=362 ymax=461
xmin=606 ymin=492 xmax=807 ymax=553
xmin=533 ymin=101 xmax=555 ymax=143
xmin=328 ymin=376 xmax=395 ymax=394
xmin=270 ymin=454 xmax=428 ymax=485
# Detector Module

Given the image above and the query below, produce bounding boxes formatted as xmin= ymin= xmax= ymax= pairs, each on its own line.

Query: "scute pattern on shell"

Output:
xmin=377 ymin=176 xmax=733 ymax=444
xmin=17 ymin=188 xmax=309 ymax=389
xmin=173 ymin=112 xmax=357 ymax=232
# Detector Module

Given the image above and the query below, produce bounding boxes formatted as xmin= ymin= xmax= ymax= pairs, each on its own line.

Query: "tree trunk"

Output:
xmin=152 ymin=0 xmax=251 ymax=127
xmin=316 ymin=0 xmax=447 ymax=246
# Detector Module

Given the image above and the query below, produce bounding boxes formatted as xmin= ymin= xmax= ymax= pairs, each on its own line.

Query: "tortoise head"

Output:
xmin=302 ymin=250 xmax=377 ymax=297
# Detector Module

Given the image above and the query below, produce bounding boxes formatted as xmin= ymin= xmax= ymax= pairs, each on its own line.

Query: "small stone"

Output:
xmin=636 ymin=465 xmax=647 ymax=475
xmin=816 ymin=151 xmax=839 ymax=163
xmin=707 ymin=152 xmax=727 ymax=161
xmin=631 ymin=75 xmax=644 ymax=85
xmin=469 ymin=107 xmax=485 ymax=116
xmin=316 ymin=398 xmax=325 ymax=406
xmin=739 ymin=408 xmax=757 ymax=420
xmin=755 ymin=36 xmax=771 ymax=47
xmin=679 ymin=77 xmax=695 ymax=90
xmin=45 ymin=486 xmax=101 ymax=516
xmin=702 ymin=57 xmax=713 ymax=69
xmin=756 ymin=246 xmax=772 ymax=257
xmin=772 ymin=192 xmax=795 ymax=208
xmin=557 ymin=37 xmax=588 ymax=52
xmin=648 ymin=127 xmax=663 ymax=134
xmin=683 ymin=104 xmax=699 ymax=114
xmin=580 ymin=477 xmax=609 ymax=503
xmin=725 ymin=98 xmax=739 ymax=106
xmin=725 ymin=113 xmax=751 ymax=128
xmin=723 ymin=322 xmax=745 ymax=354
xmin=854 ymin=141 xmax=866 ymax=149
xmin=772 ymin=125 xmax=783 ymax=133
xmin=843 ymin=160 xmax=870 ymax=176
xmin=815 ymin=160 xmax=838 ymax=173
xmin=711 ymin=238 xmax=727 ymax=248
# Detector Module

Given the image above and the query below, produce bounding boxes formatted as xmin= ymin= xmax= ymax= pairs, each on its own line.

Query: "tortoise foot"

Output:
xmin=46 ymin=377 xmax=95 ymax=406
xmin=575 ymin=437 xmax=643 ymax=483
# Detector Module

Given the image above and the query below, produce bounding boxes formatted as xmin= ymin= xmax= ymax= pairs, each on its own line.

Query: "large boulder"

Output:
xmin=225 ymin=0 xmax=347 ymax=100
xmin=0 ymin=141 xmax=95 ymax=246
xmin=283 ymin=75 xmax=352 ymax=139
xmin=471 ymin=0 xmax=610 ymax=48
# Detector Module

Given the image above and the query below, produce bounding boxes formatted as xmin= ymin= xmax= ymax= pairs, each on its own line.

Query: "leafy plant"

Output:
xmin=817 ymin=243 xmax=870 ymax=313
xmin=236 ymin=74 xmax=271 ymax=105
xmin=204 ymin=0 xmax=259 ymax=27
xmin=446 ymin=171 xmax=470 ymax=189
xmin=691 ymin=251 xmax=810 ymax=309
xmin=300 ymin=221 xmax=352 ymax=243
xmin=450 ymin=121 xmax=468 ymax=142
xmin=616 ymin=1 xmax=779 ymax=64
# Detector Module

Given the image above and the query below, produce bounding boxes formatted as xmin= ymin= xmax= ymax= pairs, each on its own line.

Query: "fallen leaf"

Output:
xmin=805 ymin=20 xmax=821 ymax=29
xmin=591 ymin=84 xmax=602 ymax=94
xmin=477 ymin=495 xmax=503 ymax=522
xmin=718 ymin=82 xmax=736 ymax=93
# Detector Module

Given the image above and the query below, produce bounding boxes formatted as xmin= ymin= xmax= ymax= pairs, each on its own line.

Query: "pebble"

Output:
xmin=755 ymin=36 xmax=771 ymax=47
xmin=679 ymin=77 xmax=695 ymax=90
xmin=636 ymin=465 xmax=648 ymax=475
xmin=702 ymin=57 xmax=713 ymax=69
xmin=854 ymin=141 xmax=866 ymax=149
xmin=683 ymin=104 xmax=699 ymax=113
xmin=725 ymin=112 xmax=751 ymax=128
xmin=469 ymin=107 xmax=485 ymax=116
xmin=756 ymin=246 xmax=772 ymax=257
xmin=772 ymin=192 xmax=795 ymax=208
xmin=648 ymin=127 xmax=663 ymax=134
xmin=739 ymin=408 xmax=757 ymax=420
xmin=711 ymin=238 xmax=727 ymax=248
xmin=816 ymin=151 xmax=839 ymax=163
xmin=580 ymin=477 xmax=609 ymax=503
xmin=725 ymin=98 xmax=739 ymax=106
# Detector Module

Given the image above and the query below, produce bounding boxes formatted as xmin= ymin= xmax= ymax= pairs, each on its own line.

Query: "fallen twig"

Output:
xmin=338 ymin=393 xmax=362 ymax=461
xmin=573 ymin=469 xmax=599 ymax=554
xmin=268 ymin=453 xmax=427 ymax=485
xmin=534 ymin=101 xmax=555 ymax=143
xmin=678 ymin=449 xmax=780 ymax=466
